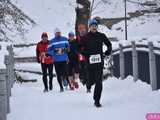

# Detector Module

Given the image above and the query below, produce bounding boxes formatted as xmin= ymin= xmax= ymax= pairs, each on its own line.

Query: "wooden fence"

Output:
xmin=112 ymin=41 xmax=160 ymax=90
xmin=0 ymin=45 xmax=15 ymax=120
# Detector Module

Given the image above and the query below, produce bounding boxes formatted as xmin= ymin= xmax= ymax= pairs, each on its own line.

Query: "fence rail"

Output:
xmin=14 ymin=57 xmax=37 ymax=63
xmin=112 ymin=43 xmax=160 ymax=54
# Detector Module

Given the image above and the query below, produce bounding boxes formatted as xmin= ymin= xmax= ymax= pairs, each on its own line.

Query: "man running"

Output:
xmin=67 ymin=32 xmax=79 ymax=90
xmin=48 ymin=28 xmax=69 ymax=92
xmin=80 ymin=19 xmax=112 ymax=107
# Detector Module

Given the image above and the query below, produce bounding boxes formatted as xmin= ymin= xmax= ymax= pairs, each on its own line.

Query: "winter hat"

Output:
xmin=54 ymin=28 xmax=61 ymax=34
xmin=89 ymin=19 xmax=98 ymax=27
xmin=41 ymin=32 xmax=48 ymax=38
xmin=68 ymin=31 xmax=75 ymax=37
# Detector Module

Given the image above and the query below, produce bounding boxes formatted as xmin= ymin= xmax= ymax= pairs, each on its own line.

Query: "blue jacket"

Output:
xmin=48 ymin=36 xmax=69 ymax=62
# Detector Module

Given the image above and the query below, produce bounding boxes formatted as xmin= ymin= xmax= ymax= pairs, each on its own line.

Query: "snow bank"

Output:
xmin=14 ymin=45 xmax=36 ymax=57
xmin=15 ymin=63 xmax=42 ymax=72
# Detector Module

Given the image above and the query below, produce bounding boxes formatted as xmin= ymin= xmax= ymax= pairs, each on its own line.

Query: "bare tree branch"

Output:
xmin=92 ymin=0 xmax=103 ymax=11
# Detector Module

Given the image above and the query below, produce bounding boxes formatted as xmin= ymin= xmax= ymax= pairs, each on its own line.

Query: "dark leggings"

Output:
xmin=79 ymin=61 xmax=88 ymax=84
xmin=54 ymin=61 xmax=67 ymax=90
xmin=87 ymin=68 xmax=103 ymax=103
xmin=68 ymin=60 xmax=79 ymax=76
xmin=41 ymin=63 xmax=53 ymax=90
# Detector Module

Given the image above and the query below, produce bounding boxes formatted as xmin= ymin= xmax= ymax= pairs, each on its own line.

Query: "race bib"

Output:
xmin=54 ymin=48 xmax=65 ymax=55
xmin=89 ymin=54 xmax=101 ymax=64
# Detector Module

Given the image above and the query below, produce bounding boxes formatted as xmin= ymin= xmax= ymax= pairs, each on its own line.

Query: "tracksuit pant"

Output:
xmin=86 ymin=68 xmax=103 ymax=103
xmin=79 ymin=61 xmax=88 ymax=85
xmin=54 ymin=61 xmax=67 ymax=90
xmin=41 ymin=63 xmax=53 ymax=90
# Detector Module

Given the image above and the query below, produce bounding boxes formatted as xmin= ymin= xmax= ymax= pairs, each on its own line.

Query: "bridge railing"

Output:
xmin=111 ymin=41 xmax=159 ymax=90
xmin=0 ymin=45 xmax=15 ymax=120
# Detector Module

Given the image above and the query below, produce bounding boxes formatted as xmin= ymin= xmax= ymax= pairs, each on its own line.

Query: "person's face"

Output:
xmin=78 ymin=24 xmax=87 ymax=36
xmin=55 ymin=32 xmax=61 ymax=37
xmin=90 ymin=25 xmax=98 ymax=33
xmin=79 ymin=29 xmax=86 ymax=36
xmin=42 ymin=37 xmax=48 ymax=42
xmin=69 ymin=35 xmax=74 ymax=40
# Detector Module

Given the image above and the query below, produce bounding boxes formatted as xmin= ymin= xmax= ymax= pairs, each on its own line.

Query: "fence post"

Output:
xmin=110 ymin=52 xmax=114 ymax=76
xmin=119 ymin=44 xmax=125 ymax=79
xmin=7 ymin=45 xmax=15 ymax=87
xmin=131 ymin=41 xmax=138 ymax=81
xmin=148 ymin=42 xmax=157 ymax=90
xmin=4 ymin=56 xmax=11 ymax=113
xmin=0 ymin=69 xmax=7 ymax=120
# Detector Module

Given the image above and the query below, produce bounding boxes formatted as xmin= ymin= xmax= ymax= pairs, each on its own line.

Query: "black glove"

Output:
xmin=102 ymin=53 xmax=105 ymax=59
xmin=81 ymin=51 xmax=88 ymax=57
xmin=37 ymin=59 xmax=40 ymax=63
xmin=105 ymin=50 xmax=111 ymax=56
xmin=45 ymin=53 xmax=50 ymax=57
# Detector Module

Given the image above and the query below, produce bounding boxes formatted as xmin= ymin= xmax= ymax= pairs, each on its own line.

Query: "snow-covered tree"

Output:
xmin=0 ymin=0 xmax=36 ymax=42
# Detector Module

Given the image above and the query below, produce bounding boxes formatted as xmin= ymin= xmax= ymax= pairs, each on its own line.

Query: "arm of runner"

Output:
xmin=47 ymin=41 xmax=54 ymax=56
xmin=36 ymin=43 xmax=40 ymax=63
xmin=102 ymin=34 xmax=112 ymax=56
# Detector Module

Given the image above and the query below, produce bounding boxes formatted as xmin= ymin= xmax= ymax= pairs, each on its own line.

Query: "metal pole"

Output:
xmin=124 ymin=0 xmax=128 ymax=40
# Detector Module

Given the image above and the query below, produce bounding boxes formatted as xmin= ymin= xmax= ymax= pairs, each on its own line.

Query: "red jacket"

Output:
xmin=36 ymin=40 xmax=53 ymax=64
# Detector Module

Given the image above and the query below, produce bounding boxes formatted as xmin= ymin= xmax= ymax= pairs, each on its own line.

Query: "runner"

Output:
xmin=36 ymin=32 xmax=53 ymax=92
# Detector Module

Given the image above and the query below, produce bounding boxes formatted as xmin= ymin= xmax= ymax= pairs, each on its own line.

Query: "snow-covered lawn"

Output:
xmin=7 ymin=75 xmax=160 ymax=120
xmin=15 ymin=63 xmax=42 ymax=72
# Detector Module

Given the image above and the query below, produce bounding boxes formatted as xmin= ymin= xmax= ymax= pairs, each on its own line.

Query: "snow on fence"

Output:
xmin=111 ymin=41 xmax=159 ymax=90
xmin=0 ymin=45 xmax=15 ymax=120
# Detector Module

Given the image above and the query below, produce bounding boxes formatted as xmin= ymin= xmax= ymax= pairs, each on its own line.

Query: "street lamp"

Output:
xmin=124 ymin=0 xmax=128 ymax=40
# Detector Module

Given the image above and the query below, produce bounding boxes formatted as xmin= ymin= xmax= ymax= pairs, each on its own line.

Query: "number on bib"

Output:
xmin=89 ymin=54 xmax=101 ymax=64
xmin=54 ymin=48 xmax=65 ymax=55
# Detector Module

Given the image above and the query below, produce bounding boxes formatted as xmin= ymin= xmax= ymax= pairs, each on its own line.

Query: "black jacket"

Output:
xmin=80 ymin=31 xmax=112 ymax=69
xmin=68 ymin=39 xmax=79 ymax=62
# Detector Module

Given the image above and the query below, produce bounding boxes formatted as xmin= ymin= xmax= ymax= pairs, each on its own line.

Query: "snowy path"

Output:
xmin=7 ymin=74 xmax=160 ymax=120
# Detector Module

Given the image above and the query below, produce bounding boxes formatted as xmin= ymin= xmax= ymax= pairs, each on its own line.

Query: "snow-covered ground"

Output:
xmin=7 ymin=75 xmax=160 ymax=120
xmin=14 ymin=46 xmax=36 ymax=57
xmin=110 ymin=13 xmax=160 ymax=40
xmin=91 ymin=0 xmax=160 ymax=40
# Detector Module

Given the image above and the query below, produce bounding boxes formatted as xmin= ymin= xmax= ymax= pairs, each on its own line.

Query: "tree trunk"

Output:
xmin=75 ymin=0 xmax=91 ymax=35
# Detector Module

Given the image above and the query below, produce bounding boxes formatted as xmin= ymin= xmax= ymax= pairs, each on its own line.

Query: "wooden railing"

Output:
xmin=0 ymin=45 xmax=15 ymax=120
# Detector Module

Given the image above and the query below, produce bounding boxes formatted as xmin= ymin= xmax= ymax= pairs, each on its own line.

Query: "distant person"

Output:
xmin=80 ymin=19 xmax=112 ymax=107
xmin=67 ymin=32 xmax=79 ymax=90
xmin=48 ymin=28 xmax=69 ymax=92
xmin=76 ymin=24 xmax=88 ymax=86
xmin=36 ymin=32 xmax=53 ymax=92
